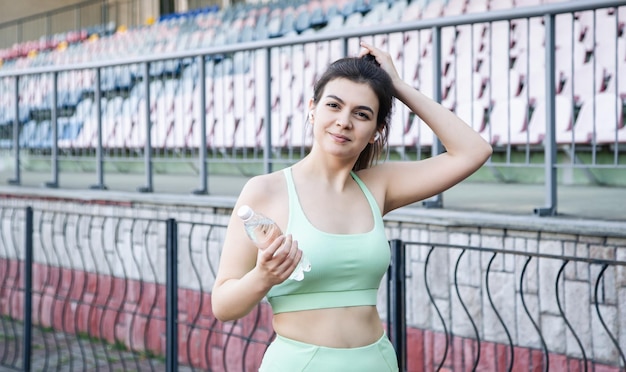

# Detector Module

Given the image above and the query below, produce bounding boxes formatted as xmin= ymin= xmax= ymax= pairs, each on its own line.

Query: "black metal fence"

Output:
xmin=394 ymin=239 xmax=626 ymax=371
xmin=1 ymin=206 xmax=625 ymax=371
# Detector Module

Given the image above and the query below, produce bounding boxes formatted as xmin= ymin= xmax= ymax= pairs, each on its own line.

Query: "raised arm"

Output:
xmin=359 ymin=42 xmax=493 ymax=214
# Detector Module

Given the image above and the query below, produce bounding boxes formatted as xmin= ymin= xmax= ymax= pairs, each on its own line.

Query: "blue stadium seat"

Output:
xmin=294 ymin=7 xmax=312 ymax=33
xmin=33 ymin=120 xmax=52 ymax=148
xmin=19 ymin=120 xmax=38 ymax=147
xmin=309 ymin=6 xmax=327 ymax=28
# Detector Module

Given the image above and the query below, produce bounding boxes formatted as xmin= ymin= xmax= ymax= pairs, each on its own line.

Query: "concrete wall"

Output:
xmin=0 ymin=0 xmax=87 ymax=24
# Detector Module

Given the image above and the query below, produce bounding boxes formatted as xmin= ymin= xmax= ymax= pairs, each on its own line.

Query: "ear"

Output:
xmin=369 ymin=130 xmax=380 ymax=144
xmin=308 ymin=98 xmax=316 ymax=122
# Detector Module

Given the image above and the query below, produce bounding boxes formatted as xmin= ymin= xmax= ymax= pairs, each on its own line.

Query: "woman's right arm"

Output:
xmin=211 ymin=176 xmax=301 ymax=322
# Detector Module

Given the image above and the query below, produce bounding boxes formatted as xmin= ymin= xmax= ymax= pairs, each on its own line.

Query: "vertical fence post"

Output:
xmin=139 ymin=61 xmax=154 ymax=193
xmin=193 ymin=55 xmax=208 ymax=195
xmin=8 ymin=76 xmax=20 ymax=186
xmin=90 ymin=68 xmax=107 ymax=190
xmin=22 ymin=207 xmax=33 ymax=372
xmin=423 ymin=26 xmax=443 ymax=209
xmin=46 ymin=72 xmax=59 ymax=188
xmin=387 ymin=239 xmax=406 ymax=371
xmin=535 ymin=13 xmax=557 ymax=216
xmin=263 ymin=47 xmax=273 ymax=174
xmin=166 ymin=218 xmax=178 ymax=372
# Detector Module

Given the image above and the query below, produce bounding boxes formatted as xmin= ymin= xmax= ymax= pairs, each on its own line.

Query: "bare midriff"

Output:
xmin=272 ymin=306 xmax=385 ymax=348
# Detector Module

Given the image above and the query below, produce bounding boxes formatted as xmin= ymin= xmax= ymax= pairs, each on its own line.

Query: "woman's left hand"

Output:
xmin=358 ymin=41 xmax=401 ymax=85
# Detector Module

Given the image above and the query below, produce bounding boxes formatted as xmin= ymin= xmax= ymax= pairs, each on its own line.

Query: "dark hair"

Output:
xmin=312 ymin=54 xmax=395 ymax=171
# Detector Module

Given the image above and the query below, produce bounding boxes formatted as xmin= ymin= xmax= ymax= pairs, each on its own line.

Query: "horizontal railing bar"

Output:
xmin=5 ymin=209 xmax=228 ymax=227
xmin=404 ymin=241 xmax=626 ymax=266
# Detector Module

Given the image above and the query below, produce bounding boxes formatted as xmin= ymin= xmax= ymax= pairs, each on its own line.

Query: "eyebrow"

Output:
xmin=325 ymin=95 xmax=375 ymax=115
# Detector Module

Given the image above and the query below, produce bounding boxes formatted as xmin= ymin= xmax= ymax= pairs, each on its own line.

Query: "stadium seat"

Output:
xmin=577 ymin=8 xmax=624 ymax=55
xmin=19 ymin=120 xmax=39 ymax=148
xmin=361 ymin=3 xmax=390 ymax=26
xmin=58 ymin=117 xmax=83 ymax=148
xmin=574 ymin=93 xmax=624 ymax=144
xmin=400 ymin=0 xmax=422 ymax=21
xmin=455 ymin=100 xmax=488 ymax=134
xmin=526 ymin=95 xmax=574 ymax=145
xmin=514 ymin=0 xmax=541 ymax=5
xmin=422 ymin=0 xmax=444 ymax=19
xmin=384 ymin=0 xmax=407 ymax=24
xmin=387 ymin=111 xmax=404 ymax=149
xmin=444 ymin=69 xmax=489 ymax=109
xmin=489 ymin=0 xmax=514 ymax=10
xmin=415 ymin=117 xmax=434 ymax=148
xmin=102 ymin=96 xmax=124 ymax=148
xmin=294 ymin=4 xmax=312 ymax=33
xmin=32 ymin=120 xmax=52 ymax=148
xmin=488 ymin=97 xmax=531 ymax=145
xmin=466 ymin=0 xmax=489 ymax=14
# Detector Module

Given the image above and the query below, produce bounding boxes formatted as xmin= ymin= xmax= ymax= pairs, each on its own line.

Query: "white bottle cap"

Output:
xmin=237 ymin=205 xmax=254 ymax=221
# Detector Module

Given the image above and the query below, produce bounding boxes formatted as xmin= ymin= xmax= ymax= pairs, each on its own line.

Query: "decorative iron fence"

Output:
xmin=391 ymin=238 xmax=626 ymax=371
xmin=1 ymin=205 xmax=625 ymax=371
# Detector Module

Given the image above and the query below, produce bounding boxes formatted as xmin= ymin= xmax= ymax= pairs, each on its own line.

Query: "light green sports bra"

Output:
xmin=266 ymin=167 xmax=390 ymax=314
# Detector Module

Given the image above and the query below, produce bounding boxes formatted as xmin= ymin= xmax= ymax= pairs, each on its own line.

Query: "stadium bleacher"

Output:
xmin=0 ymin=0 xmax=624 ymax=151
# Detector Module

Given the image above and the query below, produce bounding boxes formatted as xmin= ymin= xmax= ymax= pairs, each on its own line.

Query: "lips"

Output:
xmin=329 ymin=132 xmax=351 ymax=142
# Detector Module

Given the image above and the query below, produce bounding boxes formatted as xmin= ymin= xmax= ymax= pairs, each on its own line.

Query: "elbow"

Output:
xmin=482 ymin=142 xmax=493 ymax=162
xmin=475 ymin=135 xmax=493 ymax=164
xmin=211 ymin=292 xmax=250 ymax=322
xmin=212 ymin=302 xmax=237 ymax=323
xmin=468 ymin=141 xmax=492 ymax=170
xmin=211 ymin=303 xmax=227 ymax=322
xmin=211 ymin=293 xmax=233 ymax=322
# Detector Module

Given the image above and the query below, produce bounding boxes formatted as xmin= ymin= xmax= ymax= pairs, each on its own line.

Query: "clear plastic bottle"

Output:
xmin=237 ymin=205 xmax=311 ymax=281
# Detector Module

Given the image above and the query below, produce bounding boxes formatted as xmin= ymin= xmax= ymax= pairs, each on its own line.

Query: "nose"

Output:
xmin=335 ymin=113 xmax=351 ymax=128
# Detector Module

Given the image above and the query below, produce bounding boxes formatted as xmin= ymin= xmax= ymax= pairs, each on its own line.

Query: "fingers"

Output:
xmin=276 ymin=238 xmax=302 ymax=275
xmin=263 ymin=234 xmax=286 ymax=257
xmin=358 ymin=41 xmax=376 ymax=59
xmin=359 ymin=41 xmax=386 ymax=58
xmin=359 ymin=41 xmax=401 ymax=82
xmin=258 ymin=234 xmax=302 ymax=282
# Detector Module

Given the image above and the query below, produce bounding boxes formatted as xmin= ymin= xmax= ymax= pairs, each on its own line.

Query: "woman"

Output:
xmin=211 ymin=42 xmax=492 ymax=371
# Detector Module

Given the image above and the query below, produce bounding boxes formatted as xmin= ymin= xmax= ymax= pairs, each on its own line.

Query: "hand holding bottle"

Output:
xmin=238 ymin=205 xmax=311 ymax=281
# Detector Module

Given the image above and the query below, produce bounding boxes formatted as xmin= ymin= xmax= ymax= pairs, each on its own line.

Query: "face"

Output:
xmin=310 ymin=78 xmax=379 ymax=160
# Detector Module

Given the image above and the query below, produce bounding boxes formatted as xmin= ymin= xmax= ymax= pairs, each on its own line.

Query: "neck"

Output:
xmin=295 ymin=155 xmax=356 ymax=191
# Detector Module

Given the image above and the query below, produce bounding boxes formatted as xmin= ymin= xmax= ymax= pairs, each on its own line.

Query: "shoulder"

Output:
xmin=237 ymin=170 xmax=289 ymax=221
xmin=353 ymin=163 xmax=388 ymax=189
xmin=240 ymin=170 xmax=286 ymax=199
xmin=352 ymin=164 xmax=389 ymax=210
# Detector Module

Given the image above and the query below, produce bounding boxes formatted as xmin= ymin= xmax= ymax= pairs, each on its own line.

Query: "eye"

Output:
xmin=356 ymin=111 xmax=371 ymax=120
xmin=326 ymin=102 xmax=339 ymax=109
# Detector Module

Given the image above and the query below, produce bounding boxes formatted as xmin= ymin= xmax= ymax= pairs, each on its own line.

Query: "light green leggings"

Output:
xmin=259 ymin=333 xmax=399 ymax=372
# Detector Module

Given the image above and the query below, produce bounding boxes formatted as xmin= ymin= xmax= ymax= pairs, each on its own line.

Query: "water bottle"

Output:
xmin=237 ymin=205 xmax=311 ymax=281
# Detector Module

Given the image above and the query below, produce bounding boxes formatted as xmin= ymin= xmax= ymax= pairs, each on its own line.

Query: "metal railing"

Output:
xmin=0 ymin=1 xmax=624 ymax=207
xmin=388 ymin=238 xmax=626 ymax=371
xmin=1 ymin=205 xmax=625 ymax=371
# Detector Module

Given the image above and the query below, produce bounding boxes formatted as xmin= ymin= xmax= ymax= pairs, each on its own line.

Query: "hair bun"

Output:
xmin=362 ymin=53 xmax=380 ymax=67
